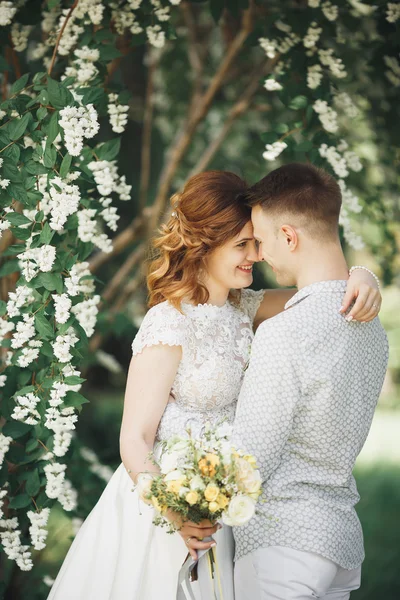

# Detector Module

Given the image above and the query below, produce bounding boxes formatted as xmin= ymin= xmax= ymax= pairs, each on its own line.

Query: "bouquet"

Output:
xmin=136 ymin=421 xmax=262 ymax=531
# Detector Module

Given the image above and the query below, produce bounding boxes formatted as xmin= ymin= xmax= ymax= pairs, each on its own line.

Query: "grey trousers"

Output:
xmin=234 ymin=546 xmax=361 ymax=600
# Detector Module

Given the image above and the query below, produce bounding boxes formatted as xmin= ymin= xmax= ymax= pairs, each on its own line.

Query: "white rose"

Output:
xmin=164 ymin=469 xmax=185 ymax=482
xmin=189 ymin=475 xmax=206 ymax=491
xmin=241 ymin=469 xmax=262 ymax=495
xmin=160 ymin=451 xmax=181 ymax=474
xmin=215 ymin=422 xmax=233 ymax=440
xmin=222 ymin=495 xmax=256 ymax=527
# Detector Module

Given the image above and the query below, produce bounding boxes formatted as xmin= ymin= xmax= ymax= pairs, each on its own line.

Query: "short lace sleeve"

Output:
xmin=239 ymin=289 xmax=265 ymax=323
xmin=131 ymin=302 xmax=187 ymax=357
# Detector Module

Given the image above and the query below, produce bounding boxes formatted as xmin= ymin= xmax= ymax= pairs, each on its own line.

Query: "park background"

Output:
xmin=0 ymin=1 xmax=399 ymax=599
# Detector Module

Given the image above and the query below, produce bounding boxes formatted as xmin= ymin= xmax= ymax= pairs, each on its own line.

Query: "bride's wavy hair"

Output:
xmin=147 ymin=171 xmax=250 ymax=310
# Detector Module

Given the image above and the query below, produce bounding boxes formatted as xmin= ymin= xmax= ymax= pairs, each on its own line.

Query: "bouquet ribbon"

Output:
xmin=177 ymin=536 xmax=225 ymax=600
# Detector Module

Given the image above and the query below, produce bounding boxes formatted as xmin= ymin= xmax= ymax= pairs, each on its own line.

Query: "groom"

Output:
xmin=233 ymin=163 xmax=389 ymax=600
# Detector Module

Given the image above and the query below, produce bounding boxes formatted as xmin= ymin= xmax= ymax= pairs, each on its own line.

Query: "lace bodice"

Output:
xmin=131 ymin=289 xmax=265 ymax=441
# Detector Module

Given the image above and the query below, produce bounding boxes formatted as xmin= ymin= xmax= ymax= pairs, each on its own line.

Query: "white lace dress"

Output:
xmin=47 ymin=289 xmax=264 ymax=600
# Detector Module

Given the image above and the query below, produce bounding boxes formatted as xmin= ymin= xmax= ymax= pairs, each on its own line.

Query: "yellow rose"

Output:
xmin=167 ymin=480 xmax=184 ymax=495
xmin=204 ymin=484 xmax=220 ymax=502
xmin=185 ymin=491 xmax=199 ymax=506
xmin=151 ymin=496 xmax=166 ymax=513
xmin=198 ymin=454 xmax=220 ymax=478
xmin=243 ymin=454 xmax=257 ymax=468
xmin=216 ymin=493 xmax=229 ymax=509
xmin=209 ymin=501 xmax=219 ymax=513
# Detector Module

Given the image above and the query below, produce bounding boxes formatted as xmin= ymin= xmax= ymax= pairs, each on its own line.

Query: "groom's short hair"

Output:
xmin=246 ymin=163 xmax=342 ymax=239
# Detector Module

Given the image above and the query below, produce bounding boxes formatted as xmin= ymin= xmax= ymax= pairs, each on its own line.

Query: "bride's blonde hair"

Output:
xmin=147 ymin=171 xmax=250 ymax=310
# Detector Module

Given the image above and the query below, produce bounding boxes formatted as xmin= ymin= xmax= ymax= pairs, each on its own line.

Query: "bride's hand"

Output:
xmin=166 ymin=510 xmax=219 ymax=560
xmin=340 ymin=268 xmax=382 ymax=322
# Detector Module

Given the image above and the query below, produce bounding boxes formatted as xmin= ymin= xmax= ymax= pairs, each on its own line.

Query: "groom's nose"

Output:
xmin=247 ymin=241 xmax=259 ymax=262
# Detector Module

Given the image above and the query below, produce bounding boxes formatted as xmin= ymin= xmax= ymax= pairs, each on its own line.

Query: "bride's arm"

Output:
xmin=254 ymin=267 xmax=382 ymax=328
xmin=119 ymin=343 xmax=181 ymax=483
xmin=119 ymin=344 xmax=218 ymax=559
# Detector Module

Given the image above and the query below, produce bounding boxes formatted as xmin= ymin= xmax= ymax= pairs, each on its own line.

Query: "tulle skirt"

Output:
xmin=47 ymin=462 xmax=235 ymax=600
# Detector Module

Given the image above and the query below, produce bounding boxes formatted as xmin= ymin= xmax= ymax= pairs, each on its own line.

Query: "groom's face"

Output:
xmin=251 ymin=205 xmax=296 ymax=286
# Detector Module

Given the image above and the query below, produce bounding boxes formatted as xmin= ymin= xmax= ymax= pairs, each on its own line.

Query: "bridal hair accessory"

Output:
xmin=349 ymin=266 xmax=380 ymax=290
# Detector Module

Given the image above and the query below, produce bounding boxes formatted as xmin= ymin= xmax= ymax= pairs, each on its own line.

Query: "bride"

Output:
xmin=47 ymin=170 xmax=381 ymax=600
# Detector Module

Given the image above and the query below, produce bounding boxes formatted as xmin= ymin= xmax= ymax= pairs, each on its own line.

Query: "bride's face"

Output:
xmin=204 ymin=221 xmax=259 ymax=292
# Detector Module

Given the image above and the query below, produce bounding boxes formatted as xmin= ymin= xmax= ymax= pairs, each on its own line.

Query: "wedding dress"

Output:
xmin=47 ymin=289 xmax=264 ymax=600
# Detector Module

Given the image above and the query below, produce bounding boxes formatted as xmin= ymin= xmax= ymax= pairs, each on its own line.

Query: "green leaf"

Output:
xmin=295 ymin=140 xmax=313 ymax=152
xmin=47 ymin=78 xmax=74 ymax=109
xmin=11 ymin=74 xmax=30 ymax=96
xmin=46 ymin=110 xmax=59 ymax=145
xmin=63 ymin=391 xmax=90 ymax=409
xmin=289 ymin=95 xmax=308 ymax=110
xmin=40 ymin=341 xmax=54 ymax=358
xmin=36 ymin=107 xmax=48 ymax=121
xmin=260 ymin=132 xmax=279 ymax=144
xmin=0 ymin=300 xmax=6 ymax=316
xmin=14 ymin=385 xmax=36 ymax=396
xmin=6 ymin=212 xmax=32 ymax=226
xmin=35 ymin=313 xmax=54 ymax=339
xmin=43 ymin=144 xmax=57 ymax=168
xmin=25 ymin=469 xmax=41 ymax=496
xmin=63 ymin=375 xmax=86 ymax=385
xmin=81 ymin=87 xmax=105 ymax=106
xmin=8 ymin=493 xmax=32 ymax=509
xmin=39 ymin=221 xmax=55 ymax=244
xmin=2 ymin=420 xmax=32 ymax=439
xmin=2 ymin=159 xmax=22 ymax=182
xmin=274 ymin=123 xmax=289 ymax=134
xmin=8 ymin=113 xmax=31 ymax=141
xmin=96 ymin=137 xmax=121 ymax=161
xmin=6 ymin=182 xmax=29 ymax=203
xmin=60 ymin=152 xmax=72 ymax=178
xmin=26 ymin=438 xmax=39 ymax=453
xmin=33 ymin=272 xmax=62 ymax=292
xmin=98 ymin=45 xmax=123 ymax=62
xmin=2 ymin=144 xmax=20 ymax=162
xmin=10 ymin=226 xmax=31 ymax=240
xmin=24 ymin=160 xmax=48 ymax=175
xmin=210 ymin=0 xmax=224 ymax=23
xmin=0 ymin=260 xmax=20 ymax=277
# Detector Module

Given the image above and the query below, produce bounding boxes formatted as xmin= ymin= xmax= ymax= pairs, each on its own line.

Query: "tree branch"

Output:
xmin=48 ymin=0 xmax=79 ymax=76
xmin=100 ymin=242 xmax=146 ymax=305
xmin=148 ymin=4 xmax=256 ymax=231
xmin=190 ymin=58 xmax=276 ymax=175
xmin=139 ymin=50 xmax=158 ymax=210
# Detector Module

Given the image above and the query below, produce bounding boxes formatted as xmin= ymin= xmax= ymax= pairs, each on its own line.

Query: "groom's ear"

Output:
xmin=281 ymin=225 xmax=298 ymax=251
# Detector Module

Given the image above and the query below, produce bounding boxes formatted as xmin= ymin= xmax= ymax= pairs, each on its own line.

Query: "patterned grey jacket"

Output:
xmin=233 ymin=280 xmax=389 ymax=569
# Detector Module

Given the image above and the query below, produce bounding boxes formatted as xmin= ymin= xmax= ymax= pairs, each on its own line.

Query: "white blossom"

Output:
xmin=11 ymin=23 xmax=33 ymax=52
xmin=18 ymin=242 xmax=56 ymax=282
xmin=62 ymin=46 xmax=100 ymax=87
xmin=0 ymin=434 xmax=12 ymax=466
xmin=10 ymin=314 xmax=35 ymax=349
xmin=308 ymin=0 xmax=320 ymax=6
xmin=263 ymin=141 xmax=287 ymax=161
xmin=264 ymin=78 xmax=282 ymax=91
xmin=77 ymin=209 xmax=113 ymax=253
xmin=71 ymin=295 xmax=100 ymax=337
xmin=0 ymin=1 xmax=17 ymax=27
xmin=53 ymin=293 xmax=72 ymax=324
xmin=319 ymin=143 xmax=349 ymax=178
xmin=259 ymin=37 xmax=277 ymax=59
xmin=65 ymin=262 xmax=95 ymax=297
xmin=344 ymin=150 xmax=362 ymax=172
xmin=384 ymin=55 xmax=400 ymax=87
xmin=43 ymin=462 xmax=67 ymax=499
xmin=387 ymin=3 xmax=400 ymax=23
xmin=96 ymin=349 xmax=123 ymax=374
xmin=17 ymin=341 xmax=42 ymax=367
xmin=333 ymin=92 xmax=359 ymax=118
xmin=80 ymin=446 xmax=113 ymax=482
xmin=307 ymin=64 xmax=323 ymax=89
xmin=51 ymin=327 xmax=79 ymax=363
xmin=0 ymin=489 xmax=8 ymax=519
xmin=146 ymin=25 xmax=165 ymax=48
xmin=0 ymin=519 xmax=33 ymax=571
xmin=318 ymin=48 xmax=347 ymax=78
xmin=88 ymin=158 xmax=131 ymax=200
xmin=303 ymin=22 xmax=322 ymax=48
xmin=107 ymin=93 xmax=129 ymax=134
xmin=7 ymin=285 xmax=35 ymax=318
xmin=100 ymin=205 xmax=120 ymax=231
xmin=59 ymin=104 xmax=99 ymax=156
xmin=313 ymin=100 xmax=339 ymax=133
xmin=58 ymin=478 xmax=78 ymax=511
xmin=45 ymin=406 xmax=78 ymax=456
xmin=11 ymin=392 xmax=41 ymax=426
xmin=0 ymin=374 xmax=6 ymax=387
xmin=322 ymin=1 xmax=339 ymax=21
xmin=27 ymin=508 xmax=50 ymax=551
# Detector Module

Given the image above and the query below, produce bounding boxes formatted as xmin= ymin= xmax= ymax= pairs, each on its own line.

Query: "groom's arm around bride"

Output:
xmin=232 ymin=163 xmax=389 ymax=600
